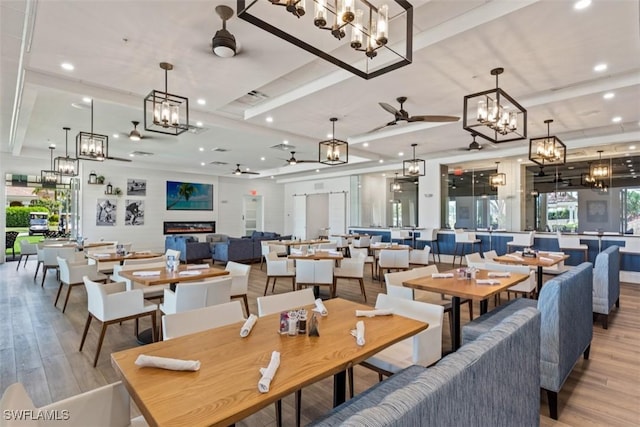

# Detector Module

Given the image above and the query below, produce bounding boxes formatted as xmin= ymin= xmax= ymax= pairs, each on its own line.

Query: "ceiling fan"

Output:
xmin=369 ymin=96 xmax=459 ymax=132
xmin=459 ymin=133 xmax=498 ymax=151
xmin=283 ymin=151 xmax=315 ymax=166
xmin=117 ymin=120 xmax=154 ymax=141
xmin=232 ymin=164 xmax=259 ymax=175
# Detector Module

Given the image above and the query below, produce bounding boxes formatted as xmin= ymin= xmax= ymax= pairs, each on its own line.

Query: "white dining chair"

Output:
xmin=361 ymin=293 xmax=444 ymax=377
xmin=333 ymin=253 xmax=367 ymax=301
xmin=484 ymin=262 xmax=537 ymax=299
xmin=483 ymin=250 xmax=499 ymax=261
xmin=507 ymin=231 xmax=535 ymax=253
xmin=416 ymin=228 xmax=441 ymax=263
xmin=295 ymin=259 xmax=334 ymax=296
xmin=160 ymin=277 xmax=232 ymax=315
xmin=452 ymin=229 xmax=482 ymax=266
xmin=40 ymin=246 xmax=77 ymax=287
xmin=256 ymin=287 xmax=316 ymax=427
xmin=352 ymin=235 xmax=370 ymax=249
xmin=349 ymin=245 xmax=375 ymax=278
xmin=162 ymin=301 xmax=245 ymax=341
xmin=80 ymin=277 xmax=158 ymax=367
xmin=409 ymin=245 xmax=432 ymax=266
xmin=56 ymin=256 xmax=108 ymax=313
xmin=464 ymin=252 xmax=484 ymax=268
xmin=0 ymin=381 xmax=146 ymax=427
xmin=16 ymin=239 xmax=38 ymax=270
xmin=111 ymin=258 xmax=168 ymax=299
xmin=264 ymin=251 xmax=296 ymax=295
xmin=225 ymin=261 xmax=251 ymax=316
xmin=377 ymin=249 xmax=410 ymax=285
xmin=557 ymin=231 xmax=589 ymax=263
xmin=86 ymin=247 xmax=119 ymax=275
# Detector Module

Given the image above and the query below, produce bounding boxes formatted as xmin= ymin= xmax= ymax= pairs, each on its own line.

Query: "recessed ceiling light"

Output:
xmin=362 ymin=142 xmax=369 ymax=147
xmin=517 ymin=158 xmax=523 ymax=163
xmin=382 ymin=173 xmax=386 ymax=177
xmin=199 ymin=147 xmax=204 ymax=151
xmin=260 ymin=156 xmax=265 ymax=161
xmin=315 ymin=169 xmax=320 ymax=172
xmin=196 ymin=121 xmax=203 ymax=127
xmin=612 ymin=116 xmax=622 ymax=123
xmin=197 ymin=99 xmax=206 ymax=105
xmin=326 ymin=133 xmax=333 ymax=138
xmin=398 ymin=152 xmax=404 ymax=157
xmin=628 ymin=164 xmax=633 ymax=167
xmin=283 ymin=140 xmax=289 ymax=145
xmin=379 ymin=159 xmax=384 ymax=163
xmin=630 ymin=145 xmax=637 ymax=150
xmin=129 ymin=153 xmax=135 ymax=157
xmin=627 ymin=159 xmax=632 ymax=162
xmin=568 ymin=166 xmax=575 ymax=170
xmin=631 ymin=169 xmax=635 ymax=172
xmin=61 ymin=62 xmax=74 ymax=71
xmin=603 ymin=92 xmax=615 ymax=100
xmin=593 ymin=63 xmax=607 ymax=72
xmin=574 ymin=0 xmax=591 ymax=10
xmin=82 ymin=96 xmax=92 ymax=103
xmin=201 ymin=162 xmax=205 ymax=166
xmin=270 ymin=175 xmax=274 ymax=179
xmin=266 ymin=116 xmax=273 ymax=123
xmin=113 ymin=134 xmax=119 ymax=138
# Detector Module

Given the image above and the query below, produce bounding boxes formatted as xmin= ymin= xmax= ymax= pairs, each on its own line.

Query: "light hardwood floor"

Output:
xmin=1 ymin=258 xmax=638 ymax=426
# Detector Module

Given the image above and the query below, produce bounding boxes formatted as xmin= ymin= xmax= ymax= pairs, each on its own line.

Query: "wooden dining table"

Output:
xmin=288 ymin=251 xmax=344 ymax=261
xmin=492 ymin=252 xmax=570 ymax=295
xmin=85 ymin=251 xmax=163 ymax=265
xmin=403 ymin=269 xmax=528 ymax=351
xmin=118 ymin=264 xmax=229 ymax=287
xmin=278 ymin=239 xmax=331 ymax=255
xmin=111 ymin=298 xmax=428 ymax=427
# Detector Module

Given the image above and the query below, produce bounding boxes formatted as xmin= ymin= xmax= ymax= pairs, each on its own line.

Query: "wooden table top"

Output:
xmin=119 ymin=265 xmax=228 ymax=286
xmin=288 ymin=251 xmax=344 ymax=260
xmin=278 ymin=239 xmax=331 ymax=247
xmin=370 ymin=244 xmax=412 ymax=251
xmin=86 ymin=251 xmax=163 ymax=263
xmin=111 ymin=298 xmax=428 ymax=427
xmin=403 ymin=269 xmax=529 ymax=300
xmin=84 ymin=241 xmax=116 ymax=249
xmin=493 ymin=252 xmax=569 ymax=268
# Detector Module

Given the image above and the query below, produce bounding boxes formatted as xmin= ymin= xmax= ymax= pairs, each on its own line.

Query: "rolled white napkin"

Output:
xmin=355 ymin=308 xmax=394 ymax=317
xmin=488 ymin=271 xmax=511 ymax=278
xmin=135 ymin=354 xmax=200 ymax=371
xmin=350 ymin=321 xmax=365 ymax=346
xmin=178 ymin=270 xmax=201 ymax=276
xmin=132 ymin=270 xmax=161 ymax=277
xmin=313 ymin=298 xmax=328 ymax=316
xmin=186 ymin=264 xmax=210 ymax=270
xmin=432 ymin=273 xmax=454 ymax=279
xmin=258 ymin=351 xmax=280 ymax=393
xmin=475 ymin=279 xmax=500 ymax=285
xmin=240 ymin=314 xmax=258 ymax=337
xmin=290 ymin=248 xmax=303 ymax=255
xmin=505 ymin=254 xmax=525 ymax=261
xmin=92 ymin=253 xmax=112 ymax=258
xmin=539 ymin=256 xmax=554 ymax=263
xmin=547 ymin=252 xmax=565 ymax=258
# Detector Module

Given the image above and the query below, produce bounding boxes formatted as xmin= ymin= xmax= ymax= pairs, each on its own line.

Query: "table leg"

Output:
xmin=480 ymin=299 xmax=488 ymax=315
xmin=536 ymin=265 xmax=543 ymax=296
xmin=451 ymin=296 xmax=461 ymax=351
xmin=333 ymin=370 xmax=346 ymax=407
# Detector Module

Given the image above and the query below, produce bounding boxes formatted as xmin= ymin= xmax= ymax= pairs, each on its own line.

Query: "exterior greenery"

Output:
xmin=6 ymin=206 xmax=49 ymax=227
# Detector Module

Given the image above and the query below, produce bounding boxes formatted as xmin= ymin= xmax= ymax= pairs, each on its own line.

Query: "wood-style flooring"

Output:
xmin=1 ymin=258 xmax=638 ymax=426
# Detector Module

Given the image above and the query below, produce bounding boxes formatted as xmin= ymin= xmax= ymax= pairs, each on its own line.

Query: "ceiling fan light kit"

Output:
xmin=237 ymin=0 xmax=413 ymax=79
xmin=143 ymin=62 xmax=190 ymax=135
xmin=403 ymin=143 xmax=425 ymax=177
xmin=129 ymin=121 xmax=142 ymax=141
xmin=319 ymin=117 xmax=348 ymax=165
xmin=76 ymin=99 xmax=108 ymax=161
xmin=41 ymin=145 xmax=60 ymax=187
xmin=54 ymin=126 xmax=79 ymax=176
xmin=528 ymin=119 xmax=566 ymax=167
xmin=463 ymin=67 xmax=527 ymax=144
xmin=212 ymin=5 xmax=237 ymax=57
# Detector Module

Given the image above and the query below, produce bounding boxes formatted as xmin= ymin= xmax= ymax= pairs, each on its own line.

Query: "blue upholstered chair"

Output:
xmin=592 ymin=245 xmax=620 ymax=329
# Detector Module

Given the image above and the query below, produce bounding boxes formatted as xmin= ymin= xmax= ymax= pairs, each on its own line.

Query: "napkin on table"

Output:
xmin=290 ymin=248 xmax=303 ymax=255
xmin=135 ymin=354 xmax=200 ymax=371
xmin=313 ymin=298 xmax=328 ymax=316
xmin=432 ymin=273 xmax=454 ymax=279
xmin=92 ymin=253 xmax=112 ymax=258
xmin=487 ymin=271 xmax=511 ymax=278
xmin=546 ymin=252 xmax=565 ymax=258
xmin=258 ymin=351 xmax=280 ymax=393
xmin=240 ymin=314 xmax=258 ymax=337
xmin=178 ymin=270 xmax=201 ymax=276
xmin=350 ymin=321 xmax=365 ymax=346
xmin=355 ymin=309 xmax=393 ymax=317
xmin=539 ymin=256 xmax=554 ymax=263
xmin=475 ymin=279 xmax=500 ymax=285
xmin=186 ymin=264 xmax=210 ymax=270
xmin=505 ymin=254 xmax=525 ymax=261
xmin=132 ymin=270 xmax=161 ymax=277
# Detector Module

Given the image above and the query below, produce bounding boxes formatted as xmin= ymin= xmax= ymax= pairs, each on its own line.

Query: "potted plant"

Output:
xmin=114 ymin=187 xmax=123 ymax=196
xmin=96 ymin=175 xmax=105 ymax=184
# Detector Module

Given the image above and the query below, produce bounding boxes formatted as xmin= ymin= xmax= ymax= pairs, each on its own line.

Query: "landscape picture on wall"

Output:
xmin=96 ymin=199 xmax=117 ymax=226
xmin=166 ymin=181 xmax=213 ymax=211
xmin=125 ymin=200 xmax=144 ymax=226
xmin=127 ymin=178 xmax=146 ymax=196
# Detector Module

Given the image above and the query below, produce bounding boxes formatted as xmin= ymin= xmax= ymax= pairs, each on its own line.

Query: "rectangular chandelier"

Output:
xmin=237 ymin=0 xmax=413 ymax=80
xmin=144 ymin=62 xmax=190 ymax=136
xmin=76 ymin=131 xmax=108 ymax=161
xmin=528 ymin=119 xmax=565 ymax=167
xmin=489 ymin=171 xmax=506 ymax=187
xmin=463 ymin=67 xmax=527 ymax=144
xmin=403 ymin=143 xmax=424 ymax=176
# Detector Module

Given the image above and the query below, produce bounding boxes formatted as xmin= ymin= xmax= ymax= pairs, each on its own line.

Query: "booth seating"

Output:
xmin=593 ymin=245 xmax=620 ymax=329
xmin=310 ymin=307 xmax=541 ymax=427
xmin=462 ymin=262 xmax=593 ymax=420
xmin=164 ymin=235 xmax=211 ymax=264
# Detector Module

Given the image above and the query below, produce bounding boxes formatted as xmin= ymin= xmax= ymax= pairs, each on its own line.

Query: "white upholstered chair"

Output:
xmin=264 ymin=251 xmax=296 ymax=295
xmin=452 ymin=229 xmax=482 ymax=266
xmin=349 ymin=245 xmax=375 ymax=278
xmin=557 ymin=231 xmax=588 ymax=262
xmin=56 ymin=256 xmax=108 ymax=313
xmin=80 ymin=277 xmax=158 ymax=367
xmin=16 ymin=239 xmax=38 ymax=270
xmin=416 ymin=228 xmax=440 ymax=263
xmin=333 ymin=253 xmax=367 ymax=301
xmin=507 ymin=231 xmax=535 ymax=253
xmin=295 ymin=259 xmax=334 ymax=295
xmin=464 ymin=252 xmax=484 ymax=268
xmin=0 ymin=381 xmax=147 ymax=427
xmin=483 ymin=250 xmax=499 ymax=261
xmin=484 ymin=262 xmax=537 ymax=299
xmin=225 ymin=261 xmax=251 ymax=316
xmin=40 ymin=246 xmax=77 ymax=286
xmin=409 ymin=245 xmax=431 ymax=266
xmin=162 ymin=300 xmax=245 ymax=341
xmin=111 ymin=258 xmax=168 ymax=299
xmin=377 ymin=249 xmax=409 ymax=284
xmin=352 ymin=235 xmax=370 ymax=249
xmin=160 ymin=277 xmax=232 ymax=315
xmin=361 ymin=294 xmax=444 ymax=378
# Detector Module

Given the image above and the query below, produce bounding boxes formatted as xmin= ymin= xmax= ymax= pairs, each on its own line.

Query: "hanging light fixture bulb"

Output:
xmin=403 ymin=143 xmax=425 ymax=177
xmin=319 ymin=117 xmax=348 ymax=165
xmin=41 ymin=145 xmax=60 ymax=187
xmin=144 ymin=62 xmax=189 ymax=135
xmin=489 ymin=161 xmax=506 ymax=187
xmin=54 ymin=127 xmax=79 ymax=176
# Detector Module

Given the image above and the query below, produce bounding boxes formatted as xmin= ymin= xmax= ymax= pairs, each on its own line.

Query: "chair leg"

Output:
xmin=545 ymin=389 xmax=558 ymax=420
xmin=263 ymin=277 xmax=271 ymax=296
xmin=616 ymin=297 xmax=620 ymax=308
xmin=41 ymin=266 xmax=48 ymax=287
xmin=260 ymin=256 xmax=265 ymax=271
xmin=275 ymin=399 xmax=282 ymax=427
xmin=15 ymin=256 xmax=21 ymax=270
xmin=291 ymin=277 xmax=296 ymax=292
xmin=79 ymin=314 xmax=92 ymax=351
xmin=295 ymin=389 xmax=302 ymax=427
xmin=93 ymin=323 xmax=108 ymax=367
xmin=242 ymin=295 xmax=250 ymax=318
xmin=135 ymin=318 xmax=139 ymax=337
xmin=332 ymin=278 xmax=337 ymax=299
xmin=33 ymin=261 xmax=41 ymax=281
xmin=467 ymin=300 xmax=474 ymax=320
xmin=54 ymin=282 xmax=65 ymax=307
xmin=583 ymin=344 xmax=591 ymax=360
xmin=150 ymin=312 xmax=157 ymax=342
xmin=359 ymin=278 xmax=367 ymax=302
xmin=348 ymin=367 xmax=354 ymax=399
xmin=62 ymin=284 xmax=74 ymax=313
